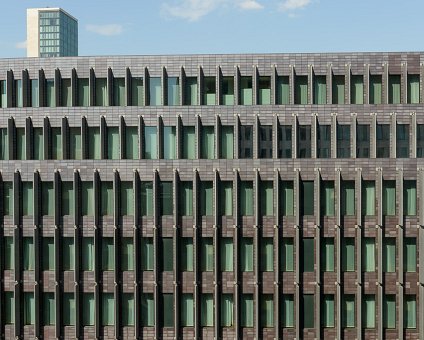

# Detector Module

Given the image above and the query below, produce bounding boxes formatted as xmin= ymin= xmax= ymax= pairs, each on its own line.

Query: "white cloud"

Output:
xmin=86 ymin=24 xmax=123 ymax=36
xmin=237 ymin=0 xmax=263 ymax=10
xmin=279 ymin=0 xmax=311 ymax=11
xmin=15 ymin=40 xmax=27 ymax=49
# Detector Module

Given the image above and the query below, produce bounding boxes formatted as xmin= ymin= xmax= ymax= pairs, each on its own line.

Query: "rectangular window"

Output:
xmin=258 ymin=76 xmax=271 ymax=105
xmin=343 ymin=295 xmax=355 ymax=328
xmin=282 ymin=295 xmax=294 ymax=327
xmin=0 ymin=80 xmax=6 ymax=108
xmin=363 ymin=295 xmax=375 ymax=328
xmin=180 ymin=238 xmax=194 ymax=271
xmin=167 ymin=77 xmax=180 ymax=105
xmin=81 ymin=237 xmax=94 ymax=271
xmin=281 ymin=181 xmax=294 ymax=216
xmin=220 ymin=126 xmax=234 ymax=159
xmin=239 ymin=125 xmax=253 ymax=158
xmin=77 ymin=78 xmax=89 ymax=106
xmin=276 ymin=76 xmax=290 ymax=104
xmin=332 ymin=75 xmax=345 ymax=104
xmin=241 ymin=294 xmax=253 ymax=327
xmin=63 ymin=293 xmax=75 ymax=326
xmin=261 ymin=295 xmax=274 ymax=327
xmin=163 ymin=126 xmax=176 ymax=159
xmin=61 ymin=78 xmax=72 ymax=107
xmin=102 ymin=293 xmax=114 ymax=326
xmin=388 ymin=75 xmax=401 ymax=104
xmin=141 ymin=294 xmax=154 ymax=326
xmin=383 ymin=238 xmax=396 ymax=272
xmin=221 ymin=294 xmax=234 ymax=327
xmin=259 ymin=125 xmax=272 ymax=158
xmin=203 ymin=77 xmax=216 ymax=105
xmin=46 ymin=79 xmax=55 ymax=107
xmin=88 ymin=127 xmax=101 ymax=159
xmin=69 ymin=127 xmax=81 ymax=160
xmin=278 ymin=125 xmax=292 ymax=158
xmin=42 ymin=237 xmax=55 ymax=271
xmin=179 ymin=181 xmax=193 ymax=216
xmin=181 ymin=294 xmax=194 ymax=326
xmin=298 ymin=125 xmax=311 ymax=158
xmin=23 ymin=237 xmax=34 ymax=270
xmin=24 ymin=292 xmax=35 ymax=325
xmin=240 ymin=181 xmax=253 ymax=216
xmin=261 ymin=181 xmax=273 ymax=216
xmin=101 ymin=237 xmax=114 ymax=271
xmin=240 ymin=76 xmax=252 ymax=105
xmin=362 ymin=181 xmax=375 ymax=216
xmin=376 ymin=124 xmax=390 ymax=158
xmin=0 ymin=128 xmax=8 ymax=160
xmin=404 ymin=237 xmax=417 ymax=272
xmin=31 ymin=79 xmax=39 ymax=107
xmin=222 ymin=76 xmax=234 ymax=105
xmin=113 ymin=77 xmax=125 ymax=106
xmin=200 ymin=181 xmax=213 ymax=216
xmin=62 ymin=237 xmax=75 ymax=270
xmin=221 ymin=237 xmax=233 ymax=272
xmin=4 ymin=236 xmax=14 ymax=270
xmin=351 ymin=75 xmax=364 ymax=104
xmin=131 ymin=77 xmax=143 ymax=106
xmin=303 ymin=238 xmax=314 ymax=272
xmin=337 ymin=124 xmax=351 ymax=158
xmin=261 ymin=238 xmax=274 ymax=271
xmin=383 ymin=180 xmax=396 ymax=216
xmin=149 ymin=77 xmax=161 ymax=106
xmin=140 ymin=181 xmax=153 ymax=216
xmin=107 ymin=127 xmax=119 ymax=159
xmin=201 ymin=238 xmax=213 ymax=271
xmin=322 ymin=238 xmax=334 ymax=272
xmin=182 ymin=126 xmax=195 ymax=159
xmin=240 ymin=237 xmax=253 ymax=272
xmin=342 ymin=181 xmax=355 ymax=215
xmin=369 ymin=75 xmax=382 ymax=104
xmin=160 ymin=181 xmax=173 ymax=216
xmin=405 ymin=295 xmax=417 ymax=329
xmin=140 ymin=238 xmax=154 ymax=270
xmin=418 ymin=124 xmax=424 ymax=157
xmin=322 ymin=295 xmax=335 ymax=327
xmin=342 ymin=238 xmax=355 ymax=272
xmin=51 ymin=127 xmax=62 ymax=160
xmin=295 ymin=75 xmax=308 ymax=104
xmin=281 ymin=238 xmax=294 ymax=272
xmin=162 ymin=293 xmax=174 ymax=327
xmin=314 ymin=75 xmax=326 ymax=104
xmin=101 ymin=182 xmax=113 ymax=216
xmin=42 ymin=182 xmax=54 ymax=216
xmin=219 ymin=181 xmax=233 ymax=216
xmin=33 ymin=127 xmax=43 ymax=160
xmin=303 ymin=294 xmax=314 ymax=328
xmin=162 ymin=238 xmax=173 ymax=271
xmin=16 ymin=128 xmax=25 ymax=160
xmin=3 ymin=181 xmax=13 ymax=216
xmin=122 ymin=293 xmax=134 ymax=326
xmin=201 ymin=126 xmax=215 ymax=159
xmin=407 ymin=74 xmax=420 ymax=104
xmin=356 ymin=124 xmax=370 ymax=158
xmin=184 ymin=77 xmax=197 ymax=105
xmin=120 ymin=181 xmax=134 ymax=216
xmin=121 ymin=237 xmax=134 ymax=271
xmin=301 ymin=180 xmax=314 ymax=216
xmin=95 ymin=78 xmax=107 ymax=106
xmin=321 ymin=181 xmax=335 ymax=216
xmin=404 ymin=180 xmax=416 ymax=215
xmin=363 ymin=237 xmax=375 ymax=272
xmin=43 ymin=293 xmax=55 ymax=325
xmin=125 ymin=126 xmax=138 ymax=160
xmin=4 ymin=292 xmax=14 ymax=324
xmin=384 ymin=295 xmax=396 ymax=329
xmin=22 ymin=182 xmax=33 ymax=216
xmin=81 ymin=182 xmax=94 ymax=216
xmin=396 ymin=124 xmax=409 ymax=158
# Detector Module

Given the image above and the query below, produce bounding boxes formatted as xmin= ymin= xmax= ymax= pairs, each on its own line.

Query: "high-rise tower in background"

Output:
xmin=27 ymin=8 xmax=78 ymax=58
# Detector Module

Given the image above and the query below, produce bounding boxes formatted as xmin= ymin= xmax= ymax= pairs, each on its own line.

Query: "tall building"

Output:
xmin=0 ymin=52 xmax=421 ymax=339
xmin=27 ymin=8 xmax=78 ymax=58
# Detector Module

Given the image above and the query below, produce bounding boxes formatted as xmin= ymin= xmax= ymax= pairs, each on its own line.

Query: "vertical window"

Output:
xmin=295 ymin=75 xmax=308 ymax=104
xmin=303 ymin=238 xmax=314 ymax=272
xmin=149 ymin=77 xmax=161 ymax=106
xmin=240 ymin=181 xmax=253 ymax=216
xmin=125 ymin=126 xmax=138 ymax=160
xmin=343 ymin=295 xmax=355 ymax=328
xmin=341 ymin=181 xmax=355 ymax=215
xmin=220 ymin=126 xmax=234 ymax=159
xmin=167 ymin=77 xmax=180 ymax=106
xmin=342 ymin=238 xmax=355 ymax=272
xmin=23 ymin=237 xmax=34 ymax=270
xmin=388 ymin=74 xmax=401 ymax=104
xmin=107 ymin=127 xmax=119 ymax=159
xmin=276 ymin=76 xmax=290 ymax=104
xmin=182 ymin=126 xmax=195 ymax=159
xmin=322 ymin=238 xmax=334 ymax=272
xmin=184 ymin=77 xmax=197 ymax=105
xmin=201 ymin=238 xmax=213 ymax=271
xmin=376 ymin=124 xmax=390 ymax=158
xmin=77 ymin=78 xmax=89 ymax=106
xmin=281 ymin=181 xmax=294 ymax=216
xmin=81 ymin=182 xmax=94 ymax=216
xmin=24 ymin=292 xmax=35 ymax=325
xmin=3 ymin=181 xmax=13 ymax=216
xmin=219 ymin=181 xmax=233 ymax=216
xmin=337 ymin=124 xmax=351 ymax=158
xmin=101 ymin=237 xmax=114 ymax=271
xmin=61 ymin=78 xmax=72 ymax=107
xmin=404 ymin=180 xmax=416 ymax=216
xmin=201 ymin=126 xmax=215 ymax=159
xmin=95 ymin=78 xmax=107 ymax=106
xmin=51 ymin=127 xmax=62 ymax=160
xmin=102 ymin=293 xmax=114 ymax=326
xmin=163 ymin=126 xmax=176 ymax=159
xmin=4 ymin=236 xmax=14 ymax=270
xmin=313 ymin=75 xmax=326 ymax=104
xmin=240 ymin=237 xmax=253 ymax=272
xmin=42 ymin=237 xmax=55 ymax=271
xmin=239 ymin=125 xmax=253 ymax=158
xmin=0 ymin=128 xmax=8 ymax=160
xmin=131 ymin=77 xmax=144 ymax=106
xmin=356 ymin=124 xmax=370 ymax=158
xmin=281 ymin=238 xmax=294 ymax=272
xmin=369 ymin=75 xmax=382 ymax=104
xmin=160 ymin=181 xmax=173 ymax=216
xmin=0 ymin=80 xmax=5 ymax=108
xmin=22 ymin=182 xmax=33 ymax=216
xmin=322 ymin=295 xmax=335 ymax=327
xmin=404 ymin=237 xmax=417 ymax=272
xmin=141 ymin=293 xmax=154 ymax=326
xmin=407 ymin=74 xmax=420 ymax=104
xmin=162 ymin=293 xmax=174 ymax=327
xmin=143 ymin=126 xmax=158 ymax=159
xmin=88 ymin=127 xmax=101 ymax=159
xmin=161 ymin=238 xmax=173 ymax=271
xmin=113 ymin=77 xmax=125 ymax=106
xmin=259 ymin=125 xmax=272 ymax=158
xmin=81 ymin=237 xmax=94 ymax=271
xmin=351 ymin=75 xmax=364 ymax=104
xmin=140 ymin=238 xmax=154 ymax=270
xmin=362 ymin=181 xmax=375 ymax=216
xmin=258 ymin=76 xmax=271 ymax=105
xmin=261 ymin=238 xmax=274 ymax=271
xmin=221 ymin=294 xmax=233 ymax=327
xmin=321 ymin=181 xmax=334 ymax=216
xmin=5 ymin=292 xmax=14 ymax=324
xmin=396 ymin=124 xmax=409 ymax=158
xmin=63 ymin=293 xmax=75 ymax=326
xmin=261 ymin=181 xmax=273 ymax=216
xmin=46 ymin=79 xmax=55 ymax=107
xmin=282 ymin=295 xmax=294 ymax=327
xmin=405 ymin=295 xmax=417 ymax=329
xmin=222 ymin=76 xmax=234 ymax=105
xmin=220 ymin=237 xmax=233 ymax=272
xmin=332 ymin=75 xmax=345 ymax=104
xmin=383 ymin=295 xmax=396 ymax=329
xmin=241 ymin=294 xmax=254 ymax=327
xmin=69 ymin=127 xmax=82 ymax=160
xmin=16 ymin=128 xmax=25 ymax=160
xmin=240 ymin=76 xmax=252 ymax=105
xmin=33 ymin=127 xmax=43 ymax=160
xmin=203 ymin=77 xmax=216 ymax=105
xmin=363 ymin=237 xmax=375 ymax=272
xmin=179 ymin=181 xmax=193 ymax=216
xmin=261 ymin=295 xmax=274 ymax=327
xmin=121 ymin=238 xmax=134 ymax=271
xmin=418 ymin=124 xmax=424 ymax=157
xmin=101 ymin=182 xmax=113 ymax=216
xmin=383 ymin=238 xmax=396 ymax=272
xmin=180 ymin=238 xmax=194 ymax=271
xmin=181 ymin=294 xmax=194 ymax=326
xmin=43 ymin=293 xmax=55 ymax=325
xmin=120 ymin=181 xmax=134 ymax=216
xmin=383 ymin=180 xmax=396 ymax=216
xmin=297 ymin=125 xmax=311 ymax=158
xmin=31 ymin=79 xmax=39 ymax=107
xmin=303 ymin=294 xmax=314 ymax=328
xmin=200 ymin=181 xmax=213 ymax=216
xmin=301 ymin=180 xmax=314 ymax=216
xmin=363 ymin=295 xmax=375 ymax=328
xmin=122 ymin=293 xmax=135 ymax=326
xmin=62 ymin=237 xmax=75 ymax=270
xmin=140 ymin=181 xmax=153 ymax=216
xmin=42 ymin=182 xmax=54 ymax=216
xmin=278 ymin=125 xmax=292 ymax=158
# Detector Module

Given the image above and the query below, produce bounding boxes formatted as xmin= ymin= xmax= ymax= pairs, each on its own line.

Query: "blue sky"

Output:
xmin=0 ymin=0 xmax=423 ymax=58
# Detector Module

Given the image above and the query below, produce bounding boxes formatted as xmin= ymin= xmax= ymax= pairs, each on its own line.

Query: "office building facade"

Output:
xmin=27 ymin=8 xmax=78 ymax=58
xmin=0 ymin=52 xmax=422 ymax=339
